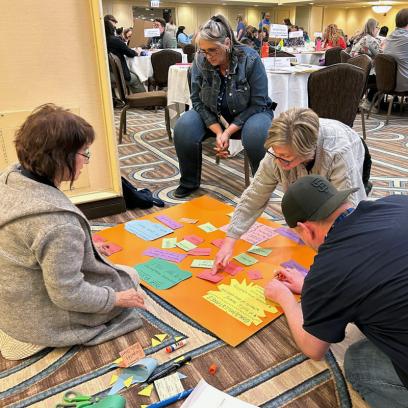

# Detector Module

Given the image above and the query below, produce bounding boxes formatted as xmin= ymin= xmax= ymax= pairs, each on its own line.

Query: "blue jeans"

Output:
xmin=344 ymin=339 xmax=408 ymax=407
xmin=174 ymin=109 xmax=273 ymax=189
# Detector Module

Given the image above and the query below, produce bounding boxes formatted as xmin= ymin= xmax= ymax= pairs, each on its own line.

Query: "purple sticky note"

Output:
xmin=280 ymin=260 xmax=308 ymax=276
xmin=143 ymin=247 xmax=187 ymax=263
xmin=155 ymin=215 xmax=183 ymax=230
xmin=275 ymin=227 xmax=304 ymax=245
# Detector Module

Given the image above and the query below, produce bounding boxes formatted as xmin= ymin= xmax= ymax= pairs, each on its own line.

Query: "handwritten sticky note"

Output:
xmin=118 ymin=341 xmax=145 ymax=367
xmin=188 ymin=247 xmax=211 ymax=256
xmin=162 ymin=237 xmax=177 ymax=248
xmin=241 ymin=222 xmax=279 ymax=245
xmin=104 ymin=243 xmax=123 ymax=256
xmin=197 ymin=270 xmax=224 ymax=283
xmin=280 ymin=260 xmax=308 ymax=276
xmin=155 ymin=215 xmax=183 ymax=230
xmin=198 ymin=222 xmax=217 ymax=233
xmin=154 ymin=372 xmax=184 ymax=401
xmin=125 ymin=220 xmax=173 ymax=241
xmin=184 ymin=235 xmax=205 ymax=245
xmin=138 ymin=384 xmax=153 ymax=397
xmin=135 ymin=258 xmax=192 ymax=290
xmin=248 ymin=246 xmax=272 ymax=257
xmin=248 ymin=270 xmax=263 ymax=280
xmin=179 ymin=217 xmax=198 ymax=224
xmin=234 ymin=253 xmax=258 ymax=266
xmin=211 ymin=238 xmax=225 ymax=248
xmin=275 ymin=227 xmax=304 ymax=245
xmin=143 ymin=247 xmax=186 ymax=263
xmin=223 ymin=262 xmax=244 ymax=276
xmin=92 ymin=234 xmax=106 ymax=243
xmin=177 ymin=240 xmax=197 ymax=251
xmin=191 ymin=259 xmax=214 ymax=268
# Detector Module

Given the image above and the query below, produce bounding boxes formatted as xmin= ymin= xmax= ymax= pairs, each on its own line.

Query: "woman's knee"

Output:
xmin=174 ymin=110 xmax=204 ymax=142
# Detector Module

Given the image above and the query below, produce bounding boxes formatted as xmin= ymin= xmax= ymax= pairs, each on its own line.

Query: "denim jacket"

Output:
xmin=191 ymin=46 xmax=274 ymax=128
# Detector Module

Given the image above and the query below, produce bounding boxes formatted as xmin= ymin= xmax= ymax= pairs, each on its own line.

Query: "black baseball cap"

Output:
xmin=281 ymin=175 xmax=359 ymax=228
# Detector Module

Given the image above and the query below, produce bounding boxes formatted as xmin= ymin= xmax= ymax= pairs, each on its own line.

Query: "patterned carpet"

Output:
xmin=1 ymin=105 xmax=406 ymax=407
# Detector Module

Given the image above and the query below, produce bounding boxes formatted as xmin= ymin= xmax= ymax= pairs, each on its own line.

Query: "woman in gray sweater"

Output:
xmin=0 ymin=105 xmax=144 ymax=360
xmin=212 ymin=108 xmax=368 ymax=273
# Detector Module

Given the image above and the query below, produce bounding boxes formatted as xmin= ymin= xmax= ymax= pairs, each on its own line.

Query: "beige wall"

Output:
xmin=322 ymin=7 xmax=347 ymax=33
xmin=0 ymin=0 xmax=121 ymax=201
xmin=102 ymin=0 xmax=134 ymax=27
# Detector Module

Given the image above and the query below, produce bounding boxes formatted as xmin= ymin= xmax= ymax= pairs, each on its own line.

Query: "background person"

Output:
xmin=212 ymin=108 xmax=368 ymax=273
xmin=148 ymin=18 xmax=176 ymax=49
xmin=322 ymin=24 xmax=346 ymax=49
xmin=173 ymin=15 xmax=274 ymax=198
xmin=264 ymin=175 xmax=408 ymax=407
xmin=350 ymin=18 xmax=381 ymax=58
xmin=176 ymin=25 xmax=192 ymax=45
xmin=0 ymin=105 xmax=145 ymax=360
xmin=259 ymin=12 xmax=271 ymax=32
xmin=236 ymin=15 xmax=246 ymax=41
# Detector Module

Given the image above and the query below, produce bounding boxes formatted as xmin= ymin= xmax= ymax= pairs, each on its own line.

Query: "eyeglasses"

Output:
xmin=198 ymin=47 xmax=220 ymax=57
xmin=77 ymin=149 xmax=91 ymax=163
xmin=266 ymin=150 xmax=296 ymax=166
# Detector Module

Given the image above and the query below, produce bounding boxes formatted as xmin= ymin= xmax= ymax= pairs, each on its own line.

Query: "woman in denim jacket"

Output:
xmin=173 ymin=15 xmax=274 ymax=198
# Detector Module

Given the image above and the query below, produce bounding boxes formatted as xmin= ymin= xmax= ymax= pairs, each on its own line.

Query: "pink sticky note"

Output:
xmin=241 ymin=222 xmax=279 ymax=245
xmin=211 ymin=238 xmax=225 ymax=248
xmin=248 ymin=270 xmax=263 ymax=280
xmin=188 ymin=248 xmax=212 ymax=256
xmin=184 ymin=235 xmax=205 ymax=245
xmin=223 ymin=262 xmax=244 ymax=276
xmin=104 ymin=243 xmax=123 ymax=255
xmin=155 ymin=215 xmax=183 ymax=230
xmin=197 ymin=270 xmax=224 ymax=283
xmin=93 ymin=234 xmax=107 ymax=243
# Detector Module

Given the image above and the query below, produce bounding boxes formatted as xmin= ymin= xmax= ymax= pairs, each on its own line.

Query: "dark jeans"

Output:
xmin=345 ymin=339 xmax=408 ymax=407
xmin=174 ymin=109 xmax=273 ymax=189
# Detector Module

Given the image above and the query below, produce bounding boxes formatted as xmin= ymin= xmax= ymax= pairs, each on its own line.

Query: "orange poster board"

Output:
xmin=98 ymin=196 xmax=316 ymax=346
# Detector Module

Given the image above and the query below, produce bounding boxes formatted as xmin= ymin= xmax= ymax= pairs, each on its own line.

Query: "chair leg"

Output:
xmin=124 ymin=108 xmax=127 ymax=135
xmin=361 ymin=109 xmax=367 ymax=140
xmin=400 ymin=96 xmax=404 ymax=113
xmin=367 ymin=92 xmax=380 ymax=119
xmin=216 ymin=156 xmax=220 ymax=165
xmin=118 ymin=105 xmax=129 ymax=144
xmin=244 ymin=151 xmax=250 ymax=187
xmin=164 ymin=106 xmax=172 ymax=141
xmin=386 ymin=96 xmax=393 ymax=125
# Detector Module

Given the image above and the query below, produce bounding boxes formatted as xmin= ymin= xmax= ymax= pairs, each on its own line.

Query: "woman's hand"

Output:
xmin=114 ymin=288 xmax=146 ymax=308
xmin=211 ymin=237 xmax=237 ymax=274
xmin=214 ymin=131 xmax=230 ymax=158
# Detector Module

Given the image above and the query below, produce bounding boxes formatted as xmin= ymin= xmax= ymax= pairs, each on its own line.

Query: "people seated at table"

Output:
xmin=0 ymin=104 xmax=145 ymax=360
xmin=236 ymin=15 xmax=246 ymax=41
xmin=379 ymin=25 xmax=389 ymax=38
xmin=104 ymin=16 xmax=145 ymax=93
xmin=148 ymin=18 xmax=176 ymax=49
xmin=173 ymin=14 xmax=274 ymax=198
xmin=176 ymin=26 xmax=192 ymax=45
xmin=212 ymin=108 xmax=368 ymax=273
xmin=122 ymin=28 xmax=133 ymax=45
xmin=350 ymin=18 xmax=381 ymax=58
xmin=322 ymin=24 xmax=346 ymax=49
xmin=284 ymin=26 xmax=305 ymax=48
xmin=384 ymin=8 xmax=408 ymax=92
xmin=264 ymin=175 xmax=408 ymax=407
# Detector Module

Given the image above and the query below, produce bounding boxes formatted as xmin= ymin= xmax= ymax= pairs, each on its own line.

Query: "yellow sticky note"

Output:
xmin=138 ymin=384 xmax=154 ymax=397
xmin=155 ymin=333 xmax=168 ymax=342
xmin=113 ymin=357 xmax=123 ymax=365
xmin=141 ymin=405 xmax=148 ymax=408
xmin=124 ymin=376 xmax=133 ymax=388
xmin=109 ymin=374 xmax=119 ymax=385
xmin=151 ymin=338 xmax=162 ymax=347
xmin=174 ymin=336 xmax=183 ymax=342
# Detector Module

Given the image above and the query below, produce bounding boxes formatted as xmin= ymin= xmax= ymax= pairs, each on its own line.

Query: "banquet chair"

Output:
xmin=340 ymin=50 xmax=351 ymax=63
xmin=367 ymin=54 xmax=408 ymax=125
xmin=148 ymin=50 xmax=182 ymax=90
xmin=182 ymin=44 xmax=196 ymax=63
xmin=324 ymin=47 xmax=342 ymax=66
xmin=108 ymin=53 xmax=172 ymax=143
xmin=347 ymin=54 xmax=372 ymax=139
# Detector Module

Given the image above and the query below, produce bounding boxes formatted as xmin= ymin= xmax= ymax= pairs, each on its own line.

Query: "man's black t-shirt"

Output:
xmin=302 ymin=195 xmax=408 ymax=387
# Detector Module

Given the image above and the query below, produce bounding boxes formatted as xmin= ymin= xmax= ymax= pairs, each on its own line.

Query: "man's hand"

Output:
xmin=114 ymin=288 xmax=146 ymax=308
xmin=276 ymin=267 xmax=305 ymax=294
xmin=264 ymin=279 xmax=293 ymax=305
xmin=212 ymin=237 xmax=236 ymax=274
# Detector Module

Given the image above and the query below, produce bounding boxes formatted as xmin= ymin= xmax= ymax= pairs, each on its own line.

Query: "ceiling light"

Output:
xmin=372 ymin=5 xmax=392 ymax=14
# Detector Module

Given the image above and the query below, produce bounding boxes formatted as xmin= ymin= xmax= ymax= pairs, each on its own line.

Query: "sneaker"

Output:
xmin=174 ymin=185 xmax=199 ymax=198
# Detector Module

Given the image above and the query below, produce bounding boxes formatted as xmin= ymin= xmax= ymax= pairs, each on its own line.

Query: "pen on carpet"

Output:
xmin=147 ymin=388 xmax=194 ymax=408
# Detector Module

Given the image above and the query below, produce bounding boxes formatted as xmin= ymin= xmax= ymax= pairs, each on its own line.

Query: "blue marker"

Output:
xmin=147 ymin=388 xmax=194 ymax=408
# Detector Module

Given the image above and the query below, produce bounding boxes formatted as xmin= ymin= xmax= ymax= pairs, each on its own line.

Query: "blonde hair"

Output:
xmin=264 ymin=108 xmax=320 ymax=159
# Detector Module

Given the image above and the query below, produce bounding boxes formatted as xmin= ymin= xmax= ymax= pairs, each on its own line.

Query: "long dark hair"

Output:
xmin=176 ymin=25 xmax=185 ymax=41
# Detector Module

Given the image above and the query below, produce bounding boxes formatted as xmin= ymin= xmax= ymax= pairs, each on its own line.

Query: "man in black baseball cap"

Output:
xmin=265 ymin=175 xmax=408 ymax=406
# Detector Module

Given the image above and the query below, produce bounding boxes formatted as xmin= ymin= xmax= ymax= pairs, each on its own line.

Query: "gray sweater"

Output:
xmin=227 ymin=118 xmax=367 ymax=239
xmin=0 ymin=165 xmax=142 ymax=347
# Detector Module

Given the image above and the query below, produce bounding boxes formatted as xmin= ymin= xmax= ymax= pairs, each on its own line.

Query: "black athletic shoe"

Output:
xmin=174 ymin=185 xmax=199 ymax=198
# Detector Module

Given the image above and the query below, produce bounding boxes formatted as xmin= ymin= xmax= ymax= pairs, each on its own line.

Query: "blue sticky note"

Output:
xmin=125 ymin=220 xmax=173 ymax=241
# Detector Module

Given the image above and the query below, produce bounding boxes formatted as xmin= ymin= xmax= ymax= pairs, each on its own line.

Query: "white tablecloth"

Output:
xmin=126 ymin=49 xmax=187 ymax=83
xmin=294 ymin=52 xmax=324 ymax=66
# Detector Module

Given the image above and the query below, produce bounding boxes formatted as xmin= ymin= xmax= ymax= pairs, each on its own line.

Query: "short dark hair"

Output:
xmin=154 ymin=18 xmax=166 ymax=28
xmin=15 ymin=104 xmax=95 ymax=186
xmin=379 ymin=26 xmax=389 ymax=36
xmin=396 ymin=9 xmax=408 ymax=28
xmin=104 ymin=14 xmax=117 ymax=24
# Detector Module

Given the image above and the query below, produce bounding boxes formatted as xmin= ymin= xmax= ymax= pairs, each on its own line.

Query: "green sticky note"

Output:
xmin=135 ymin=258 xmax=192 ymax=290
xmin=191 ymin=259 xmax=215 ymax=268
xmin=248 ymin=246 xmax=272 ymax=257
xmin=198 ymin=222 xmax=217 ymax=233
xmin=177 ymin=239 xmax=197 ymax=251
xmin=234 ymin=253 xmax=258 ymax=266
xmin=162 ymin=238 xmax=177 ymax=249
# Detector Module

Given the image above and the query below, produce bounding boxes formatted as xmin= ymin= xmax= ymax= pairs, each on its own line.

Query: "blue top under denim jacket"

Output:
xmin=191 ymin=46 xmax=274 ymax=128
